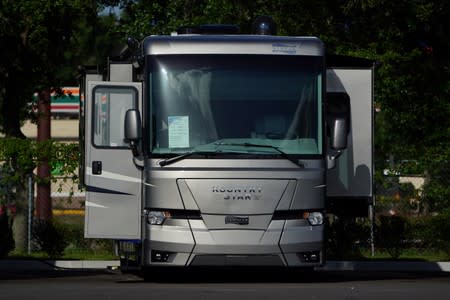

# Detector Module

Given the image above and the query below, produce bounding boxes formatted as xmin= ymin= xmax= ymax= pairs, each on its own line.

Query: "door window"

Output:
xmin=92 ymin=86 xmax=137 ymax=148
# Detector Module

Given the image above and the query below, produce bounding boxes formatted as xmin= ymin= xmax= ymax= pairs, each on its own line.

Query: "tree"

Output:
xmin=0 ymin=0 xmax=104 ymax=252
xmin=0 ymin=0 xmax=101 ymax=137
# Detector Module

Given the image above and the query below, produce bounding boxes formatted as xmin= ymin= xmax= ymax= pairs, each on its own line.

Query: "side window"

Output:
xmin=92 ymin=86 xmax=137 ymax=148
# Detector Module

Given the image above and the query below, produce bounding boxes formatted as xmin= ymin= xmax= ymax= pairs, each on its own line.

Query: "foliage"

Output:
xmin=65 ymin=12 xmax=124 ymax=82
xmin=0 ymin=138 xmax=79 ymax=256
xmin=422 ymin=160 xmax=450 ymax=212
xmin=7 ymin=218 xmax=115 ymax=259
xmin=32 ymin=219 xmax=69 ymax=258
xmin=0 ymin=0 xmax=106 ymax=136
xmin=116 ymin=0 xmax=342 ymax=39
xmin=376 ymin=215 xmax=409 ymax=259
xmin=0 ymin=138 xmax=79 ymax=205
xmin=409 ymin=211 xmax=450 ymax=258
xmin=27 ymin=220 xmax=114 ymax=259
xmin=328 ymin=213 xmax=450 ymax=260
xmin=348 ymin=0 xmax=450 ymax=213
xmin=327 ymin=217 xmax=370 ymax=260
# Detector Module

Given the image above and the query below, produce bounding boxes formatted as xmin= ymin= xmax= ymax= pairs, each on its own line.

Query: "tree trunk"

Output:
xmin=36 ymin=88 xmax=52 ymax=221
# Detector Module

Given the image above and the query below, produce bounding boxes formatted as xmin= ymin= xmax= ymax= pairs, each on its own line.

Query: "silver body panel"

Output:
xmin=326 ymin=68 xmax=373 ymax=198
xmin=109 ymin=63 xmax=133 ymax=82
xmin=144 ymin=35 xmax=324 ymax=56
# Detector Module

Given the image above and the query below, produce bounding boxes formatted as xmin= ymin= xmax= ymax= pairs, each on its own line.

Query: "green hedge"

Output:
xmin=408 ymin=211 xmax=450 ymax=257
xmin=377 ymin=215 xmax=408 ymax=259
xmin=327 ymin=213 xmax=450 ymax=260
xmin=31 ymin=220 xmax=114 ymax=258
xmin=32 ymin=219 xmax=69 ymax=258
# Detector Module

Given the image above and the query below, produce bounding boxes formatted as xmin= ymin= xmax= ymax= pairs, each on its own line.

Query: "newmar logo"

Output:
xmin=212 ymin=186 xmax=262 ymax=200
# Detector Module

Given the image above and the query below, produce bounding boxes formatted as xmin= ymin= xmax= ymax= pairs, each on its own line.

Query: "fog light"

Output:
xmin=303 ymin=212 xmax=324 ymax=226
xmin=151 ymin=250 xmax=171 ymax=262
xmin=147 ymin=210 xmax=171 ymax=225
xmin=299 ymin=251 xmax=321 ymax=263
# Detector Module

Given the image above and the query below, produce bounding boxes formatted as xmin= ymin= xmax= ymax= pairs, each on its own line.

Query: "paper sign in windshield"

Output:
xmin=168 ymin=116 xmax=189 ymax=148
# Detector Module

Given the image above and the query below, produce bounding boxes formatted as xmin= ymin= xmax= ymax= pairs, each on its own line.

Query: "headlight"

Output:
xmin=147 ymin=210 xmax=171 ymax=225
xmin=304 ymin=212 xmax=324 ymax=226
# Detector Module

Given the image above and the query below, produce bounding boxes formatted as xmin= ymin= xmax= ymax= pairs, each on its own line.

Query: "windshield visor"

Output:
xmin=148 ymin=54 xmax=323 ymax=157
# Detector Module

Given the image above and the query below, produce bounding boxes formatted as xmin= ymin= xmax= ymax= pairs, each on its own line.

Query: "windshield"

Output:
xmin=148 ymin=54 xmax=323 ymax=157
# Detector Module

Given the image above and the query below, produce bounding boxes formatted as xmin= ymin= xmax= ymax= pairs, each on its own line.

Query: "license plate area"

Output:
xmin=225 ymin=215 xmax=249 ymax=225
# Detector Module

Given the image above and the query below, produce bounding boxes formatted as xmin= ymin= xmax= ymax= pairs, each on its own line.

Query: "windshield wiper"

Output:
xmin=159 ymin=152 xmax=204 ymax=167
xmin=214 ymin=142 xmax=304 ymax=168
xmin=159 ymin=149 xmax=245 ymax=167
xmin=159 ymin=149 xmax=246 ymax=166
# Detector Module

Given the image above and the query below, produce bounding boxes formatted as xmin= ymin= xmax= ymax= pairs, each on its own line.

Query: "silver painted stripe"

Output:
xmin=85 ymin=201 xmax=107 ymax=208
xmin=313 ymin=184 xmax=326 ymax=189
xmin=86 ymin=167 xmax=155 ymax=187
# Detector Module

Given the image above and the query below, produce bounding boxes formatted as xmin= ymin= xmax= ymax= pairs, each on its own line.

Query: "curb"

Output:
xmin=51 ymin=260 xmax=120 ymax=270
xmin=0 ymin=260 xmax=120 ymax=272
xmin=317 ymin=261 xmax=450 ymax=273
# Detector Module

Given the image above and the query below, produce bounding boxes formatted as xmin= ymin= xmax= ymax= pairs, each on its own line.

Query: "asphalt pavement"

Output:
xmin=1 ymin=265 xmax=450 ymax=300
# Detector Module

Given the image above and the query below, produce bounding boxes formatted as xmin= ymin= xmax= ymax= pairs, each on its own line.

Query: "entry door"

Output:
xmin=84 ymin=81 xmax=142 ymax=239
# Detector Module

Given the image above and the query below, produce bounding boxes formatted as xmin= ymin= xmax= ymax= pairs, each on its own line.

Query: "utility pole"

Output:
xmin=36 ymin=88 xmax=52 ymax=220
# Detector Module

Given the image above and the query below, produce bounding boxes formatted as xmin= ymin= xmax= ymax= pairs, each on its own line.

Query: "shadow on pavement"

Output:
xmin=118 ymin=267 xmax=450 ymax=284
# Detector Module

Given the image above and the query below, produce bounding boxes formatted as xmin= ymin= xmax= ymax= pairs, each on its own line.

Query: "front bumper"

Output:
xmin=139 ymin=218 xmax=324 ymax=267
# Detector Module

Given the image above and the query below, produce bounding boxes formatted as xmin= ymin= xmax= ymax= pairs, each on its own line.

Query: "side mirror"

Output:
xmin=326 ymin=92 xmax=350 ymax=151
xmin=330 ymin=117 xmax=348 ymax=150
xmin=124 ymin=109 xmax=141 ymax=156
